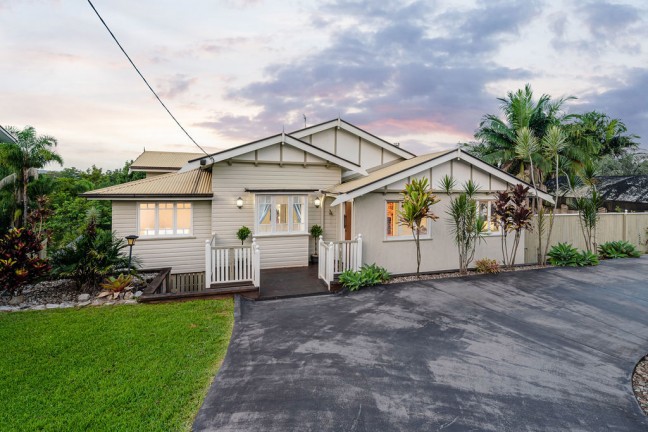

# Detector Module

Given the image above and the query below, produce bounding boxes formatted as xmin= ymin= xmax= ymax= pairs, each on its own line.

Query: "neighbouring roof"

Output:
xmin=131 ymin=151 xmax=204 ymax=171
xmin=594 ymin=176 xmax=648 ymax=204
xmin=0 ymin=125 xmax=17 ymax=143
xmin=326 ymin=148 xmax=554 ymax=206
xmin=81 ymin=168 xmax=212 ymax=199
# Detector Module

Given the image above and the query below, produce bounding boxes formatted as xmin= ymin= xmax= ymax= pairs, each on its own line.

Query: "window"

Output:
xmin=476 ymin=200 xmax=500 ymax=234
xmin=386 ymin=201 xmax=428 ymax=239
xmin=255 ymin=195 xmax=306 ymax=234
xmin=138 ymin=202 xmax=192 ymax=237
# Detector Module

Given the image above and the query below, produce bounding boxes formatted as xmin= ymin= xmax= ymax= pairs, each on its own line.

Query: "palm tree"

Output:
xmin=398 ymin=178 xmax=440 ymax=277
xmin=0 ymin=126 xmax=63 ymax=227
xmin=541 ymin=125 xmax=567 ymax=264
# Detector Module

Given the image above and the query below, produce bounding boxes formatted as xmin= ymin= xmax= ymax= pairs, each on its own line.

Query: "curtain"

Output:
xmin=258 ymin=203 xmax=271 ymax=224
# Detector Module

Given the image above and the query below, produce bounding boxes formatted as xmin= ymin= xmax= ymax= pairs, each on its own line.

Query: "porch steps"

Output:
xmin=139 ymin=283 xmax=257 ymax=303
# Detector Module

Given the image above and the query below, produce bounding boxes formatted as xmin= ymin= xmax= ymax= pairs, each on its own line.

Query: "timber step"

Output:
xmin=139 ymin=284 xmax=257 ymax=303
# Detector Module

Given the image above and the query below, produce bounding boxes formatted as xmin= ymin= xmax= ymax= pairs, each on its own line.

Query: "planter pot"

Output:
xmin=310 ymin=254 xmax=319 ymax=265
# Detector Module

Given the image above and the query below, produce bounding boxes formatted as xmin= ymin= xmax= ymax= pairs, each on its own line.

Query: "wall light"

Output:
xmin=314 ymin=197 xmax=321 ymax=208
xmin=236 ymin=197 xmax=243 ymax=209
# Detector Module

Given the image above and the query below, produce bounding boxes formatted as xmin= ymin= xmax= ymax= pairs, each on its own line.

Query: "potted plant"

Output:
xmin=310 ymin=224 xmax=323 ymax=264
xmin=236 ymin=226 xmax=251 ymax=245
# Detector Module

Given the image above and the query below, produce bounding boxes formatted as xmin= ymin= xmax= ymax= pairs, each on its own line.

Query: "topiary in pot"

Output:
xmin=310 ymin=225 xmax=323 ymax=263
xmin=236 ymin=226 xmax=251 ymax=245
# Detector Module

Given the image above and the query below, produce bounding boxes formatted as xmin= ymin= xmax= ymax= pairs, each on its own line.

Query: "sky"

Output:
xmin=1 ymin=0 xmax=647 ymax=170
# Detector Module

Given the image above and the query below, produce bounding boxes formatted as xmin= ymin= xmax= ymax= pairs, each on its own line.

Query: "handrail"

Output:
xmin=205 ymin=239 xmax=260 ymax=288
xmin=141 ymin=267 xmax=172 ymax=295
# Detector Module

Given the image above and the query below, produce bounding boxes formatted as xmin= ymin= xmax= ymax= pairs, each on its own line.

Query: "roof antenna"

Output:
xmin=303 ymin=114 xmax=307 ymax=128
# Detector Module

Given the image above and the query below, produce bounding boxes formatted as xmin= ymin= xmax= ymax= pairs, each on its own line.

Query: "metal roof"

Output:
xmin=82 ymin=168 xmax=212 ymax=199
xmin=131 ymin=151 xmax=204 ymax=171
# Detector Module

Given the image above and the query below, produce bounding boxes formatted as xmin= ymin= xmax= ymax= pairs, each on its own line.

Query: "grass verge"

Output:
xmin=0 ymin=299 xmax=234 ymax=431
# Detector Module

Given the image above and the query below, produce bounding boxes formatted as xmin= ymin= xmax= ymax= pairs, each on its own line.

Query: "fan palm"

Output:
xmin=0 ymin=126 xmax=63 ymax=227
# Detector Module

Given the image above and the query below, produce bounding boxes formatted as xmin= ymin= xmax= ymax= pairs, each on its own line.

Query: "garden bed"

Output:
xmin=386 ymin=264 xmax=550 ymax=284
xmin=0 ymin=271 xmax=161 ymax=312
xmin=633 ymin=355 xmax=648 ymax=415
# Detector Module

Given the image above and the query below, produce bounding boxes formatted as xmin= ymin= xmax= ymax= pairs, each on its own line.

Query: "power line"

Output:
xmin=86 ymin=0 xmax=211 ymax=158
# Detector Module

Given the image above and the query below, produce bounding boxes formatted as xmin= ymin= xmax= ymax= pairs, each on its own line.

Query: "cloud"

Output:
xmin=156 ymin=74 xmax=197 ymax=99
xmin=197 ymin=0 xmax=538 ymax=142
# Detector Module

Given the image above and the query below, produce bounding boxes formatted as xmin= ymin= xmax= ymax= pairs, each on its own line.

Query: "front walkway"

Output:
xmin=241 ymin=265 xmax=330 ymax=300
xmin=194 ymin=257 xmax=648 ymax=431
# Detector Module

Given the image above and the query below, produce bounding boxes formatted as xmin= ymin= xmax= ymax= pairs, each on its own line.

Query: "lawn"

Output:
xmin=0 ymin=299 xmax=234 ymax=431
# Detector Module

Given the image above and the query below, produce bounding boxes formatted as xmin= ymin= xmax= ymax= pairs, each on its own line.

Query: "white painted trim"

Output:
xmin=179 ymin=134 xmax=368 ymax=176
xmin=330 ymin=149 xmax=555 ymax=206
xmin=290 ymin=119 xmax=415 ymax=160
xmin=136 ymin=201 xmax=194 ymax=238
xmin=253 ymin=193 xmax=309 ymax=236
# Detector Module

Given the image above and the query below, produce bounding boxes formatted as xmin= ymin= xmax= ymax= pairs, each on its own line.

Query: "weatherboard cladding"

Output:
xmin=81 ymin=168 xmax=212 ymax=198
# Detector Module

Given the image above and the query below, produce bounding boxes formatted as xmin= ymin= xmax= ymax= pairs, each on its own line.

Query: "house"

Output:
xmin=0 ymin=125 xmax=17 ymax=143
xmin=82 ymin=118 xmax=552 ymax=292
xmin=589 ymin=176 xmax=648 ymax=212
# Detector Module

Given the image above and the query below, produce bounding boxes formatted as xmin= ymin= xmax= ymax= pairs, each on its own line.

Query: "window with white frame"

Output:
xmin=476 ymin=200 xmax=500 ymax=234
xmin=385 ymin=201 xmax=429 ymax=239
xmin=138 ymin=202 xmax=192 ymax=236
xmin=256 ymin=195 xmax=306 ymax=234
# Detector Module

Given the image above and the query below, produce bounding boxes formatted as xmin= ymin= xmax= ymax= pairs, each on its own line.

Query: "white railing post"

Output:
xmin=327 ymin=241 xmax=334 ymax=289
xmin=318 ymin=236 xmax=324 ymax=280
xmin=356 ymin=233 xmax=362 ymax=271
xmin=252 ymin=238 xmax=260 ymax=288
xmin=204 ymin=240 xmax=212 ymax=288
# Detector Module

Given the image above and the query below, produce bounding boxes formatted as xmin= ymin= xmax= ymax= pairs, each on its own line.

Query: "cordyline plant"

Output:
xmin=0 ymin=227 xmax=50 ymax=294
xmin=440 ymin=176 xmax=487 ymax=274
xmin=492 ymin=185 xmax=533 ymax=268
xmin=575 ymin=188 xmax=603 ymax=253
xmin=541 ymin=125 xmax=567 ymax=265
xmin=398 ymin=177 xmax=439 ymax=277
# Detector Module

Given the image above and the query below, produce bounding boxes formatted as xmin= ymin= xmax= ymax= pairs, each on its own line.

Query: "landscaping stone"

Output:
xmin=124 ymin=299 xmax=137 ymax=305
xmin=31 ymin=305 xmax=46 ymax=311
xmin=103 ymin=301 xmax=115 ymax=306
xmin=633 ymin=355 xmax=648 ymax=414
xmin=59 ymin=302 xmax=75 ymax=309
xmin=134 ymin=290 xmax=143 ymax=298
xmin=77 ymin=301 xmax=91 ymax=307
xmin=8 ymin=296 xmax=24 ymax=306
xmin=91 ymin=299 xmax=105 ymax=306
xmin=45 ymin=303 xmax=60 ymax=309
xmin=0 ymin=306 xmax=16 ymax=312
xmin=78 ymin=293 xmax=91 ymax=302
xmin=124 ymin=292 xmax=134 ymax=300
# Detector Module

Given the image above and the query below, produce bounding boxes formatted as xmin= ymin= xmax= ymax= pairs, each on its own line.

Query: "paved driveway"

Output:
xmin=194 ymin=257 xmax=648 ymax=431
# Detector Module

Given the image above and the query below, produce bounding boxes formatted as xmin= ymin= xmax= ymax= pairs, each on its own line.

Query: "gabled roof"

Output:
xmin=0 ymin=125 xmax=17 ymax=144
xmin=327 ymin=148 xmax=554 ymax=206
xmin=82 ymin=168 xmax=212 ymax=199
xmin=180 ymin=133 xmax=368 ymax=176
xmin=289 ymin=118 xmax=415 ymax=159
xmin=131 ymin=151 xmax=204 ymax=171
xmin=582 ymin=175 xmax=648 ymax=204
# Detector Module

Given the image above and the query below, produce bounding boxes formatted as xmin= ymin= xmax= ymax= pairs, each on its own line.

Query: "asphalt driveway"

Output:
xmin=194 ymin=257 xmax=648 ymax=431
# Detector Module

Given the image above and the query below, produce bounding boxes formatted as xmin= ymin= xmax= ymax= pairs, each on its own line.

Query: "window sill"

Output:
xmin=254 ymin=232 xmax=310 ymax=238
xmin=137 ymin=235 xmax=196 ymax=241
xmin=383 ymin=237 xmax=433 ymax=243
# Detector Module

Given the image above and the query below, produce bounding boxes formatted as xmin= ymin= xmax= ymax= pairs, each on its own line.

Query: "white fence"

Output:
xmin=318 ymin=234 xmax=363 ymax=289
xmin=205 ymin=238 xmax=260 ymax=288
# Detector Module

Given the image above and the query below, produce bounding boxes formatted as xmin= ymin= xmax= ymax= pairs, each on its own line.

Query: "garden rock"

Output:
xmin=124 ymin=292 xmax=134 ymax=300
xmin=78 ymin=293 xmax=91 ymax=302
xmin=9 ymin=296 xmax=23 ymax=306
xmin=91 ymin=299 xmax=105 ymax=306
xmin=0 ymin=306 xmax=16 ymax=312
xmin=45 ymin=303 xmax=60 ymax=309
xmin=134 ymin=290 xmax=143 ymax=298
xmin=77 ymin=301 xmax=91 ymax=307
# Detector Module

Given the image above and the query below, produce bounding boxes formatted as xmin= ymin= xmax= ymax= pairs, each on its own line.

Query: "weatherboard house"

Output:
xmin=82 ymin=119 xmax=551 ymax=292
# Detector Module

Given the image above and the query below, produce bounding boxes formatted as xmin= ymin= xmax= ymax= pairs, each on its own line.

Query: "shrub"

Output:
xmin=547 ymin=243 xmax=598 ymax=267
xmin=475 ymin=258 xmax=500 ymax=274
xmin=51 ymin=211 xmax=134 ymax=289
xmin=100 ymin=273 xmax=133 ymax=292
xmin=236 ymin=226 xmax=251 ymax=245
xmin=598 ymin=241 xmax=641 ymax=259
xmin=339 ymin=264 xmax=390 ymax=292
xmin=310 ymin=224 xmax=323 ymax=255
xmin=0 ymin=228 xmax=50 ymax=294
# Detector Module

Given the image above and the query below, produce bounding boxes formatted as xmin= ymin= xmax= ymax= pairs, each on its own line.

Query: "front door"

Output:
xmin=344 ymin=201 xmax=352 ymax=240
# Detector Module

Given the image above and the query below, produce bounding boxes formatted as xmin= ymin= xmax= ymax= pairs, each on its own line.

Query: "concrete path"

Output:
xmin=194 ymin=257 xmax=648 ymax=431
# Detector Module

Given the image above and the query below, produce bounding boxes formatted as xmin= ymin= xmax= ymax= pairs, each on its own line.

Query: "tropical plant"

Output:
xmin=0 ymin=126 xmax=63 ymax=228
xmin=236 ymin=226 xmax=251 ymax=245
xmin=440 ymin=176 xmax=487 ymax=274
xmin=338 ymin=264 xmax=390 ymax=292
xmin=475 ymin=258 xmax=500 ymax=274
xmin=397 ymin=177 xmax=440 ymax=277
xmin=0 ymin=227 xmax=51 ymax=294
xmin=574 ymin=188 xmax=603 ymax=252
xmin=547 ymin=243 xmax=599 ymax=267
xmin=492 ymin=185 xmax=533 ymax=267
xmin=541 ymin=125 xmax=567 ymax=264
xmin=100 ymin=273 xmax=134 ymax=292
xmin=51 ymin=210 xmax=134 ymax=289
xmin=598 ymin=241 xmax=641 ymax=259
xmin=310 ymin=224 xmax=323 ymax=255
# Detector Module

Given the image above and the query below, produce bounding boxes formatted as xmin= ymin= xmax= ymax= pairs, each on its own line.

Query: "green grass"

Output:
xmin=0 ymin=299 xmax=234 ymax=431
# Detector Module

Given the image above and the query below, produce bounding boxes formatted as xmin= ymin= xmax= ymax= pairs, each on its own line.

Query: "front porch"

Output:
xmin=241 ymin=265 xmax=334 ymax=300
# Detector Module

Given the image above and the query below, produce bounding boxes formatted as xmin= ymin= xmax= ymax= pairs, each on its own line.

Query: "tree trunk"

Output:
xmin=22 ymin=169 xmax=29 ymax=228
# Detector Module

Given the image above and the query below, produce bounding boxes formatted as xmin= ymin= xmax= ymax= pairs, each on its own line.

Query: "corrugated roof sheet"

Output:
xmin=82 ymin=169 xmax=212 ymax=198
xmin=325 ymin=150 xmax=453 ymax=194
xmin=131 ymin=151 xmax=204 ymax=170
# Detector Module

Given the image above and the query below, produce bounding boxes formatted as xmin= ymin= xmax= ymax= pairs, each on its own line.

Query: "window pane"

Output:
xmin=139 ymin=203 xmax=156 ymax=236
xmin=386 ymin=202 xmax=397 ymax=237
xmin=257 ymin=195 xmax=272 ymax=233
xmin=275 ymin=196 xmax=288 ymax=232
xmin=291 ymin=196 xmax=305 ymax=232
xmin=177 ymin=203 xmax=191 ymax=235
xmin=158 ymin=203 xmax=174 ymax=235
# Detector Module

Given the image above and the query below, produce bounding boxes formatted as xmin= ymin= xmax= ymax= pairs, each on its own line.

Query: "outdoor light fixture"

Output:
xmin=314 ymin=197 xmax=321 ymax=208
xmin=125 ymin=235 xmax=138 ymax=271
xmin=236 ymin=197 xmax=243 ymax=209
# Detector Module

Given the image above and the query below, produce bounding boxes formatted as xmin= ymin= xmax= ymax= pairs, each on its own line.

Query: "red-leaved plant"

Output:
xmin=493 ymin=185 xmax=533 ymax=268
xmin=0 ymin=228 xmax=50 ymax=294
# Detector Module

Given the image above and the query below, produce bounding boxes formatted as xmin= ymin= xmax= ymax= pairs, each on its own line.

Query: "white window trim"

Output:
xmin=384 ymin=200 xmax=432 ymax=241
xmin=136 ymin=202 xmax=194 ymax=238
xmin=476 ymin=200 xmax=503 ymax=236
xmin=254 ymin=193 xmax=308 ymax=236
